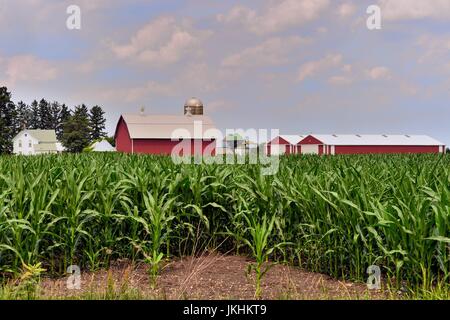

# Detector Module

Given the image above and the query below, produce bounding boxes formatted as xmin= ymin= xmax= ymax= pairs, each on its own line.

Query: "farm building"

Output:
xmin=12 ymin=129 xmax=60 ymax=155
xmin=115 ymin=98 xmax=218 ymax=155
xmin=86 ymin=139 xmax=116 ymax=152
xmin=216 ymin=134 xmax=258 ymax=155
xmin=296 ymin=134 xmax=446 ymax=155
xmin=266 ymin=135 xmax=305 ymax=155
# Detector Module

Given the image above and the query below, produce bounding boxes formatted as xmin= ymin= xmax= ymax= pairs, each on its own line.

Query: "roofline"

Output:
xmin=114 ymin=115 xmax=129 ymax=140
xmin=12 ymin=129 xmax=40 ymax=142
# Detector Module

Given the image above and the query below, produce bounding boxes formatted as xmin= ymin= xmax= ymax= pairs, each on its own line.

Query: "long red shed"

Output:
xmin=297 ymin=134 xmax=446 ymax=155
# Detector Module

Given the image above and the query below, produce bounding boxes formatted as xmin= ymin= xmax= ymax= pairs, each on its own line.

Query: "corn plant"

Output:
xmin=238 ymin=211 xmax=290 ymax=299
xmin=140 ymin=192 xmax=176 ymax=287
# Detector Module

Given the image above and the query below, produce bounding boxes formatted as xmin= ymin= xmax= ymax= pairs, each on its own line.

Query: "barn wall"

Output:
xmin=285 ymin=145 xmax=291 ymax=155
xmin=335 ymin=145 xmax=440 ymax=154
xmin=115 ymin=118 xmax=132 ymax=153
xmin=133 ymin=139 xmax=216 ymax=156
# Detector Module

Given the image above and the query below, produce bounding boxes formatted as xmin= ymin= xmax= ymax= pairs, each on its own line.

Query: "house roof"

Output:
xmin=13 ymin=130 xmax=57 ymax=142
xmin=119 ymin=114 xmax=218 ymax=139
xmin=34 ymin=143 xmax=58 ymax=152
xmin=302 ymin=134 xmax=445 ymax=146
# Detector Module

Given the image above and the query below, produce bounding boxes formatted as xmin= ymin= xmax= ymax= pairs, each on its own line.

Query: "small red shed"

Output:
xmin=266 ymin=135 xmax=305 ymax=155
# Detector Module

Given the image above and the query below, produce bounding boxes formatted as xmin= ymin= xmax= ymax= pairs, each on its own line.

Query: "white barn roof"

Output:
xmin=121 ymin=114 xmax=218 ymax=139
xmin=272 ymin=135 xmax=307 ymax=145
xmin=305 ymin=134 xmax=445 ymax=146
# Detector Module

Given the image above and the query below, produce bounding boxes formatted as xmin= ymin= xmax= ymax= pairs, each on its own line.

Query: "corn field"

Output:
xmin=0 ymin=153 xmax=449 ymax=291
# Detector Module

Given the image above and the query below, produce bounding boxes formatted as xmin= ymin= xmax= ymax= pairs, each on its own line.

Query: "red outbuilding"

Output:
xmin=115 ymin=98 xmax=218 ymax=155
xmin=297 ymin=134 xmax=446 ymax=155
xmin=266 ymin=135 xmax=305 ymax=155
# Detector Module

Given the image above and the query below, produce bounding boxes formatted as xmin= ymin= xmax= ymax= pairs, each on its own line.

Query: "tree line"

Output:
xmin=0 ymin=86 xmax=110 ymax=154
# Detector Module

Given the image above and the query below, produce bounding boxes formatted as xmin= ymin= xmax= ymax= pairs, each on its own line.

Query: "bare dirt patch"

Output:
xmin=39 ymin=254 xmax=388 ymax=300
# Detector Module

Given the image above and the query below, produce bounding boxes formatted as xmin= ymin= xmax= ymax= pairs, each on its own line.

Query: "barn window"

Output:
xmin=19 ymin=140 xmax=22 ymax=148
xmin=28 ymin=141 xmax=32 ymax=148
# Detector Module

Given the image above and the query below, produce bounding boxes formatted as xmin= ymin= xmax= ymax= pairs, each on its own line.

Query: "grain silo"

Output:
xmin=184 ymin=97 xmax=204 ymax=115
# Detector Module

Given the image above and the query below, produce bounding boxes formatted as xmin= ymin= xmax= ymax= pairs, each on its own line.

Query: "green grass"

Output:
xmin=0 ymin=153 xmax=449 ymax=298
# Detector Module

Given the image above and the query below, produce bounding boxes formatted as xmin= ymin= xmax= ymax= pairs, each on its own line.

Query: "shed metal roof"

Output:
xmin=303 ymin=134 xmax=445 ymax=146
xmin=91 ymin=140 xmax=116 ymax=152
xmin=279 ymin=135 xmax=306 ymax=145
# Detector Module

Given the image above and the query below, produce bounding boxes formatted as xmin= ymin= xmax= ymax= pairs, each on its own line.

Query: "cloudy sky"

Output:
xmin=1 ymin=0 xmax=450 ymax=144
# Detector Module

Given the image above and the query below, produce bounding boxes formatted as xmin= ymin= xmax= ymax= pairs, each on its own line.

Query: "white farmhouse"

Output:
xmin=12 ymin=130 xmax=59 ymax=155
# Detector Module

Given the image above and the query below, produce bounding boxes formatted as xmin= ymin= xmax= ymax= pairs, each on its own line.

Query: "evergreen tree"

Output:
xmin=48 ymin=101 xmax=61 ymax=130
xmin=89 ymin=105 xmax=106 ymax=141
xmin=105 ymin=136 xmax=116 ymax=147
xmin=15 ymin=101 xmax=30 ymax=132
xmin=0 ymin=87 xmax=16 ymax=154
xmin=38 ymin=98 xmax=53 ymax=129
xmin=29 ymin=100 xmax=40 ymax=129
xmin=61 ymin=105 xmax=91 ymax=153
xmin=57 ymin=104 xmax=71 ymax=140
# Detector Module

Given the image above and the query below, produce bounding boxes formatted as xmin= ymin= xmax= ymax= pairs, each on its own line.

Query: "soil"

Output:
xmin=39 ymin=253 xmax=389 ymax=300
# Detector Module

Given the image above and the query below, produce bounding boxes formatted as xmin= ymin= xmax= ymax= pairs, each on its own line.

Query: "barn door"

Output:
xmin=301 ymin=145 xmax=319 ymax=155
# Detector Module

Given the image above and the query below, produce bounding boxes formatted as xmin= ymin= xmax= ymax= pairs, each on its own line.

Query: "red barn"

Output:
xmin=115 ymin=113 xmax=217 ymax=155
xmin=297 ymin=134 xmax=446 ymax=155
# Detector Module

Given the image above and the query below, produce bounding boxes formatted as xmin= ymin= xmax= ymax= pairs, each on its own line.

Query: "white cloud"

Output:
xmin=338 ymin=3 xmax=356 ymax=18
xmin=328 ymin=75 xmax=353 ymax=85
xmin=379 ymin=0 xmax=450 ymax=20
xmin=112 ymin=16 xmax=211 ymax=66
xmin=221 ymin=36 xmax=307 ymax=68
xmin=0 ymin=55 xmax=58 ymax=86
xmin=416 ymin=34 xmax=450 ymax=64
xmin=297 ymin=54 xmax=343 ymax=81
xmin=99 ymin=63 xmax=224 ymax=103
xmin=367 ymin=66 xmax=391 ymax=80
xmin=208 ymin=100 xmax=237 ymax=112
xmin=98 ymin=80 xmax=175 ymax=103
xmin=217 ymin=0 xmax=329 ymax=35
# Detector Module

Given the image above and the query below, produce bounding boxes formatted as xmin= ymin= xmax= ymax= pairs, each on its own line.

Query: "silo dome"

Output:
xmin=184 ymin=97 xmax=204 ymax=115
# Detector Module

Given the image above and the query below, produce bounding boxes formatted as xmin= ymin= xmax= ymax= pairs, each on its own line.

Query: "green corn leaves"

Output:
xmin=0 ymin=153 xmax=448 ymax=293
